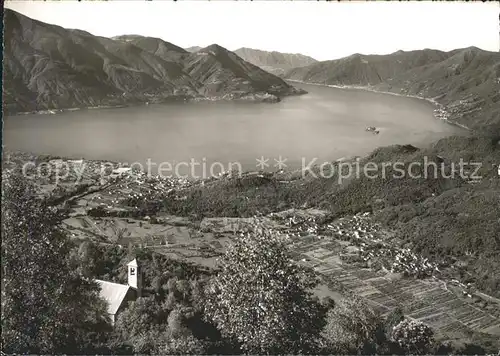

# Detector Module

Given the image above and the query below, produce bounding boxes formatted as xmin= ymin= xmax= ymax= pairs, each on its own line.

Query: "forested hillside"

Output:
xmin=285 ymin=48 xmax=500 ymax=131
xmin=3 ymin=9 xmax=304 ymax=114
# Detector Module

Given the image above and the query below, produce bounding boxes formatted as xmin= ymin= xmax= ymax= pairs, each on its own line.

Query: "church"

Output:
xmin=96 ymin=258 xmax=143 ymax=325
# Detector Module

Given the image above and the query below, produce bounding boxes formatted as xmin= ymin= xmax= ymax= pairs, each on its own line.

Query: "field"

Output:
xmin=293 ymin=238 xmax=500 ymax=337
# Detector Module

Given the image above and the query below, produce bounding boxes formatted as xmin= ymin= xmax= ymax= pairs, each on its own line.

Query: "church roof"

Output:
xmin=127 ymin=258 xmax=138 ymax=267
xmin=96 ymin=279 xmax=131 ymax=315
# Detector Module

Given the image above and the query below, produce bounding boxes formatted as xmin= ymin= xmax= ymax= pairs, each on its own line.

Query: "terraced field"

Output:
xmin=293 ymin=237 xmax=500 ymax=336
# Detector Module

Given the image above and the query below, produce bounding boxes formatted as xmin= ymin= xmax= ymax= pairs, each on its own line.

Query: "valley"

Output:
xmin=4 ymin=150 xmax=500 ymax=348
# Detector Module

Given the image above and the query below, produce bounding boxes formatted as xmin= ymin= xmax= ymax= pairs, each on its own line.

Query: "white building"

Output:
xmin=109 ymin=167 xmax=132 ymax=179
xmin=96 ymin=258 xmax=142 ymax=325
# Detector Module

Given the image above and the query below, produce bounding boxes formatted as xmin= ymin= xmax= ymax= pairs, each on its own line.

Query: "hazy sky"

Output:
xmin=5 ymin=1 xmax=499 ymax=61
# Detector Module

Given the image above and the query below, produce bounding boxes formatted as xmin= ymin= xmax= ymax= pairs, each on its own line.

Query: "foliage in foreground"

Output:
xmin=1 ymin=170 xmax=109 ymax=354
xmin=2 ymin=172 xmax=498 ymax=354
xmin=204 ymin=223 xmax=328 ymax=354
xmin=390 ymin=319 xmax=435 ymax=355
xmin=322 ymin=294 xmax=386 ymax=354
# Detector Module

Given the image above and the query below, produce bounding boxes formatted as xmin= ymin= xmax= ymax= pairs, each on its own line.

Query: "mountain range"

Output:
xmin=3 ymin=9 xmax=305 ymax=115
xmin=185 ymin=46 xmax=202 ymax=53
xmin=185 ymin=46 xmax=317 ymax=76
xmin=233 ymin=48 xmax=318 ymax=76
xmin=284 ymin=48 xmax=500 ymax=131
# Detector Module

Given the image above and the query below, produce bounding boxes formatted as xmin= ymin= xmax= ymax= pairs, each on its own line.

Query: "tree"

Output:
xmin=163 ymin=291 xmax=178 ymax=311
xmin=322 ymin=294 xmax=385 ymax=354
xmin=189 ymin=279 xmax=206 ymax=311
xmin=161 ymin=334 xmax=206 ymax=355
xmin=166 ymin=277 xmax=178 ymax=294
xmin=114 ymin=297 xmax=206 ymax=354
xmin=390 ymin=319 xmax=435 ymax=355
xmin=176 ymin=279 xmax=191 ymax=300
xmin=152 ymin=276 xmax=163 ymax=294
xmin=167 ymin=307 xmax=187 ymax=338
xmin=114 ymin=296 xmax=169 ymax=353
xmin=67 ymin=289 xmax=113 ymax=354
xmin=384 ymin=307 xmax=405 ymax=337
xmin=1 ymin=170 xmax=107 ymax=354
xmin=204 ymin=223 xmax=327 ymax=354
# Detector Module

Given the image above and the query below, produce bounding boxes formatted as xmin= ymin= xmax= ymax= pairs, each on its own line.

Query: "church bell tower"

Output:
xmin=127 ymin=258 xmax=142 ymax=297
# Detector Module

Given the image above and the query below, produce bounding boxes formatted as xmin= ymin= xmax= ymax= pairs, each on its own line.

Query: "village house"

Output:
xmin=96 ymin=258 xmax=142 ymax=325
xmin=109 ymin=167 xmax=133 ymax=180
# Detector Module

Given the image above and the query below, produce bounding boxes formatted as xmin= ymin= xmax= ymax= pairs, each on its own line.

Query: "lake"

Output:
xmin=4 ymin=82 xmax=463 ymax=178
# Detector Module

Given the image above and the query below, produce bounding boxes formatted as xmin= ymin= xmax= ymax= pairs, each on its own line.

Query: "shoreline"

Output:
xmin=11 ymin=99 xmax=194 ymax=117
xmin=14 ymin=105 xmax=130 ymax=116
xmin=287 ymin=79 xmax=471 ymax=131
xmin=8 ymin=88 xmax=306 ymax=117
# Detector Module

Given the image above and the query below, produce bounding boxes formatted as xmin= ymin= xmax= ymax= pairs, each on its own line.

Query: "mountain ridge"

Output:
xmin=185 ymin=46 xmax=202 ymax=53
xmin=3 ymin=9 xmax=305 ymax=115
xmin=234 ymin=47 xmax=318 ymax=76
xmin=284 ymin=47 xmax=500 ymax=131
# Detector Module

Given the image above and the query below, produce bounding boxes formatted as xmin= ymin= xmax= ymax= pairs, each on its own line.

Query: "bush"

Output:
xmin=390 ymin=319 xmax=434 ymax=355
xmin=204 ymin=223 xmax=328 ymax=354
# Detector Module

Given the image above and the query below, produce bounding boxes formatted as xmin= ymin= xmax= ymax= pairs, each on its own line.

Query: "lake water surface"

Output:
xmin=4 ymin=82 xmax=463 ymax=177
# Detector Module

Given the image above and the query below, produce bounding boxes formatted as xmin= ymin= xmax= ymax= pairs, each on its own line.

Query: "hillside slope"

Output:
xmin=3 ymin=9 xmax=304 ymax=114
xmin=159 ymin=132 xmax=499 ymax=298
xmin=185 ymin=46 xmax=202 ymax=53
xmin=113 ymin=34 xmax=188 ymax=62
xmin=183 ymin=44 xmax=303 ymax=98
xmin=234 ymin=47 xmax=318 ymax=76
xmin=284 ymin=48 xmax=500 ymax=131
